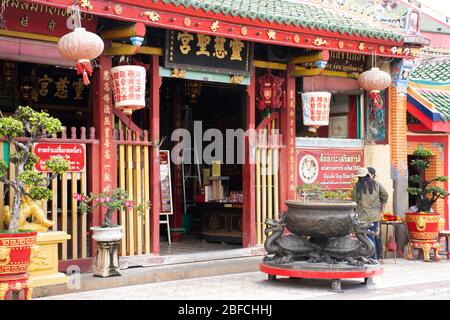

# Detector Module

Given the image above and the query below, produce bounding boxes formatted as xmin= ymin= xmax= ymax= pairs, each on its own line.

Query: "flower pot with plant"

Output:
xmin=74 ymin=188 xmax=148 ymax=277
xmin=406 ymin=146 xmax=449 ymax=262
xmin=0 ymin=106 xmax=69 ymax=299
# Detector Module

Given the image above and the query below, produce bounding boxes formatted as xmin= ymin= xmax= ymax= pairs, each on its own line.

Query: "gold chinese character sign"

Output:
xmin=165 ymin=30 xmax=253 ymax=76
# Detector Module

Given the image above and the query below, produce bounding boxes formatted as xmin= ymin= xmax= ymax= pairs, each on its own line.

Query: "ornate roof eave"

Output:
xmin=17 ymin=0 xmax=423 ymax=59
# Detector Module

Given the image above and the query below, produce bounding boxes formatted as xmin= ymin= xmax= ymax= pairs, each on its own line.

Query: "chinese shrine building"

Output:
xmin=0 ymin=0 xmax=430 ymax=275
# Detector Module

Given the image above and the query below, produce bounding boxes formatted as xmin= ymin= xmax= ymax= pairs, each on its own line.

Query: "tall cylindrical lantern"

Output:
xmin=110 ymin=65 xmax=146 ymax=115
xmin=301 ymin=92 xmax=331 ymax=132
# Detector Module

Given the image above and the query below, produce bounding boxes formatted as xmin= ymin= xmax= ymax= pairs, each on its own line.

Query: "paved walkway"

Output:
xmin=39 ymin=259 xmax=450 ymax=300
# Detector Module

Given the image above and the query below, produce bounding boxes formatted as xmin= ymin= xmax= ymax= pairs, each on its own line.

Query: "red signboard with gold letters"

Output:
xmin=3 ymin=0 xmax=97 ymax=37
xmin=297 ymin=148 xmax=364 ymax=190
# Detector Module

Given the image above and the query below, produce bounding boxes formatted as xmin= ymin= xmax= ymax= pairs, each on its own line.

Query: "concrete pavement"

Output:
xmin=39 ymin=259 xmax=450 ymax=300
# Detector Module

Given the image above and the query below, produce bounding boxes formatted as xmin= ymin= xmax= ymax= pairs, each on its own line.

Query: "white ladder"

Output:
xmin=181 ymin=105 xmax=202 ymax=215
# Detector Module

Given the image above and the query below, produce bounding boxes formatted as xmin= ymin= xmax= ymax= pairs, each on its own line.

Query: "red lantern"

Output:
xmin=57 ymin=27 xmax=104 ymax=85
xmin=258 ymin=73 xmax=284 ymax=111
xmin=359 ymin=67 xmax=390 ymax=110
xmin=110 ymin=65 xmax=146 ymax=115
xmin=358 ymin=67 xmax=391 ymax=92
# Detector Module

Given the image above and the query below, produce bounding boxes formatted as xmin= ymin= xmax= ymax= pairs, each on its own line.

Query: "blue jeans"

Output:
xmin=368 ymin=222 xmax=380 ymax=260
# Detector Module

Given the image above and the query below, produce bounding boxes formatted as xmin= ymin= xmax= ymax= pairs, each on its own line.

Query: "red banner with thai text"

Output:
xmin=297 ymin=148 xmax=364 ymax=190
xmin=3 ymin=0 xmax=97 ymax=37
xmin=33 ymin=142 xmax=86 ymax=172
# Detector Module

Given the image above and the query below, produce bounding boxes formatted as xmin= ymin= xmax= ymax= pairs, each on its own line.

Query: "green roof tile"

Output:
xmin=160 ymin=0 xmax=404 ymax=41
xmin=411 ymin=57 xmax=450 ymax=83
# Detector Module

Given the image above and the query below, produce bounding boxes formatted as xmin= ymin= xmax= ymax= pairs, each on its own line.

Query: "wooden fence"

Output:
xmin=114 ymin=124 xmax=153 ymax=257
xmin=0 ymin=127 xmax=99 ymax=260
xmin=255 ymin=113 xmax=282 ymax=244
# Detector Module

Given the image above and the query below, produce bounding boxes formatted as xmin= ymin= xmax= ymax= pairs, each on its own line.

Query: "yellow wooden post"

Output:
xmin=71 ymin=173 xmax=78 ymax=259
xmin=134 ymin=144 xmax=142 ymax=255
xmin=119 ymin=142 xmax=126 ymax=256
xmin=267 ymin=127 xmax=273 ymax=222
xmin=273 ymin=126 xmax=280 ymax=219
xmin=51 ymin=178 xmax=58 ymax=231
xmin=261 ymin=129 xmax=267 ymax=243
xmin=255 ymin=132 xmax=261 ymax=245
xmin=0 ymin=145 xmax=3 ymax=227
xmin=143 ymin=144 xmax=150 ymax=254
xmin=8 ymin=143 xmax=15 ymax=207
xmin=81 ymin=171 xmax=87 ymax=258
xmin=61 ymin=172 xmax=68 ymax=260
xmin=126 ymin=141 xmax=134 ymax=256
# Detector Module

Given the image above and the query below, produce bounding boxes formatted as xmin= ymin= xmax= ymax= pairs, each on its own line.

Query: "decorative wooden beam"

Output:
xmin=100 ymin=22 xmax=146 ymax=40
xmin=290 ymin=67 xmax=324 ymax=77
xmin=103 ymin=43 xmax=163 ymax=56
xmin=254 ymin=60 xmax=287 ymax=71
xmin=15 ymin=0 xmax=421 ymax=59
xmin=290 ymin=50 xmax=329 ymax=65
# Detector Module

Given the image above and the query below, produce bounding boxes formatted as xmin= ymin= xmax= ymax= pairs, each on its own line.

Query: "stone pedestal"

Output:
xmin=93 ymin=240 xmax=121 ymax=278
xmin=28 ymin=231 xmax=71 ymax=288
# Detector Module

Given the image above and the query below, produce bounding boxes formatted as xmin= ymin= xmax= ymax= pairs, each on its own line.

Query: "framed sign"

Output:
xmin=301 ymin=51 xmax=366 ymax=75
xmin=160 ymin=150 xmax=173 ymax=215
xmin=165 ymin=30 xmax=253 ymax=76
xmin=33 ymin=142 xmax=86 ymax=172
xmin=297 ymin=148 xmax=364 ymax=189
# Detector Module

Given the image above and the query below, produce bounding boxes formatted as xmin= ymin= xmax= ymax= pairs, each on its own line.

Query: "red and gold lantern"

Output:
xmin=110 ymin=65 xmax=146 ymax=115
xmin=358 ymin=67 xmax=391 ymax=92
xmin=301 ymin=92 xmax=331 ymax=132
xmin=359 ymin=67 xmax=391 ymax=109
xmin=258 ymin=73 xmax=284 ymax=111
xmin=57 ymin=27 xmax=104 ymax=86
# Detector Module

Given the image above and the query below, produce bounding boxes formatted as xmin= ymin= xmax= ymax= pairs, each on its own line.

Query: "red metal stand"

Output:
xmin=260 ymin=262 xmax=384 ymax=293
xmin=0 ymin=274 xmax=32 ymax=300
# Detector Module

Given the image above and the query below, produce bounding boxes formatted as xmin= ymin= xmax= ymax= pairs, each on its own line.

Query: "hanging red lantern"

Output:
xmin=258 ymin=73 xmax=284 ymax=111
xmin=359 ymin=67 xmax=390 ymax=111
xmin=301 ymin=92 xmax=331 ymax=132
xmin=358 ymin=67 xmax=391 ymax=92
xmin=110 ymin=65 xmax=146 ymax=116
xmin=57 ymin=27 xmax=104 ymax=85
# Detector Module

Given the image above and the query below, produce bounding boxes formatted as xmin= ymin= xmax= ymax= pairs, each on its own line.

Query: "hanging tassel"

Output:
xmin=369 ymin=91 xmax=383 ymax=110
xmin=82 ymin=70 xmax=90 ymax=86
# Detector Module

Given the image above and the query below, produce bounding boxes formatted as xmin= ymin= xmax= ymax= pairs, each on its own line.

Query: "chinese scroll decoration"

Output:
xmin=110 ymin=65 xmax=146 ymax=115
xmin=257 ymin=73 xmax=284 ymax=111
xmin=57 ymin=5 xmax=104 ymax=85
xmin=301 ymin=92 xmax=331 ymax=132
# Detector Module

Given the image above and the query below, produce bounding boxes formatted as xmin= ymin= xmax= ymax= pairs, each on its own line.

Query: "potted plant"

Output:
xmin=0 ymin=106 xmax=69 ymax=300
xmin=74 ymin=188 xmax=148 ymax=277
xmin=406 ymin=146 xmax=449 ymax=261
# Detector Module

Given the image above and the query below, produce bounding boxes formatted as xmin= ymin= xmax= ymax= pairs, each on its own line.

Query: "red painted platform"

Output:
xmin=260 ymin=262 xmax=384 ymax=280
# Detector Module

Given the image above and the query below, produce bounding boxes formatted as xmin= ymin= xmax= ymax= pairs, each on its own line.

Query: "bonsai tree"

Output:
xmin=0 ymin=106 xmax=70 ymax=232
xmin=74 ymin=188 xmax=148 ymax=228
xmin=407 ymin=145 xmax=450 ymax=213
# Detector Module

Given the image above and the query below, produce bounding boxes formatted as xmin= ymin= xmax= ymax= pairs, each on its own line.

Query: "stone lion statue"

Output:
xmin=3 ymin=195 xmax=54 ymax=232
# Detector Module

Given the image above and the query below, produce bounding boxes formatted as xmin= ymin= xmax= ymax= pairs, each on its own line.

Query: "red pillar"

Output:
xmin=149 ymin=55 xmax=161 ymax=254
xmin=242 ymin=68 xmax=256 ymax=247
xmin=92 ymin=53 xmax=116 ymax=228
xmin=279 ymin=66 xmax=297 ymax=213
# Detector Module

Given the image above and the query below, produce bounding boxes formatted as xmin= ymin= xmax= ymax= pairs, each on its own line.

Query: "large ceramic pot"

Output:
xmin=405 ymin=212 xmax=441 ymax=242
xmin=285 ymin=200 xmax=357 ymax=238
xmin=0 ymin=231 xmax=37 ymax=276
xmin=90 ymin=226 xmax=124 ymax=242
